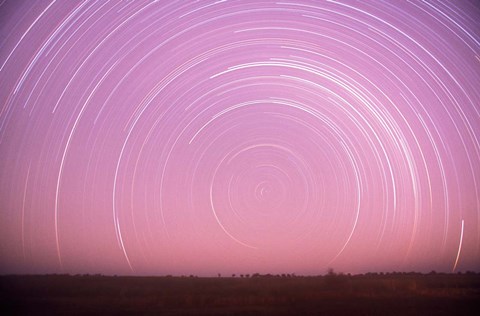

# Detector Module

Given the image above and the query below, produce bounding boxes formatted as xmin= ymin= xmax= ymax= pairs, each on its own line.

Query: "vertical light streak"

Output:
xmin=452 ymin=219 xmax=465 ymax=272
xmin=21 ymin=163 xmax=31 ymax=261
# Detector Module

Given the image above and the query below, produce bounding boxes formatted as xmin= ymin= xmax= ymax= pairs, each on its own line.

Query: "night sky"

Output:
xmin=0 ymin=0 xmax=479 ymax=276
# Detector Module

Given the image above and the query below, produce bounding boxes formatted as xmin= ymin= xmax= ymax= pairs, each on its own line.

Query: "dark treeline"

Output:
xmin=1 ymin=272 xmax=479 ymax=315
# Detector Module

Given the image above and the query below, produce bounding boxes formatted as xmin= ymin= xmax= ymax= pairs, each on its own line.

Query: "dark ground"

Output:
xmin=1 ymin=272 xmax=479 ymax=315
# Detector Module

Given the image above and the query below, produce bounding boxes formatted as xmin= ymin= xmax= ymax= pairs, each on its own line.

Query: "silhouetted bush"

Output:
xmin=324 ymin=268 xmax=349 ymax=291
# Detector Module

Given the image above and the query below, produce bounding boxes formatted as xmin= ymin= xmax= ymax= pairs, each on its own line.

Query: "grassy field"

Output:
xmin=1 ymin=272 xmax=479 ymax=315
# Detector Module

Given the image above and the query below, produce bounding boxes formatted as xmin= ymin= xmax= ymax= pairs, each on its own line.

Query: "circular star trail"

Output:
xmin=0 ymin=0 xmax=479 ymax=276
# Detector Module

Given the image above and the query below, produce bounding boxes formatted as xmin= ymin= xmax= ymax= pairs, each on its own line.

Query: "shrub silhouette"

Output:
xmin=325 ymin=268 xmax=349 ymax=290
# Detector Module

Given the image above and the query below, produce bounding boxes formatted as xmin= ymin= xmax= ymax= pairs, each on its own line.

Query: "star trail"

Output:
xmin=0 ymin=0 xmax=479 ymax=276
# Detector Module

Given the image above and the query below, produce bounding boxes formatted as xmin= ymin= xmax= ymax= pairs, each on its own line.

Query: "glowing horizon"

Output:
xmin=0 ymin=0 xmax=479 ymax=276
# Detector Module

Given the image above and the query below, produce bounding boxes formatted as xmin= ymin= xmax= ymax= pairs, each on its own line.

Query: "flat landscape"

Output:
xmin=1 ymin=272 xmax=479 ymax=315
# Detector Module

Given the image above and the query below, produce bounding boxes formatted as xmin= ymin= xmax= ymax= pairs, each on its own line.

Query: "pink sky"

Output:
xmin=0 ymin=0 xmax=479 ymax=276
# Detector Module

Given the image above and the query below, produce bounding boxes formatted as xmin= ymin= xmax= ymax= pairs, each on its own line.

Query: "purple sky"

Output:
xmin=0 ymin=0 xmax=479 ymax=276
